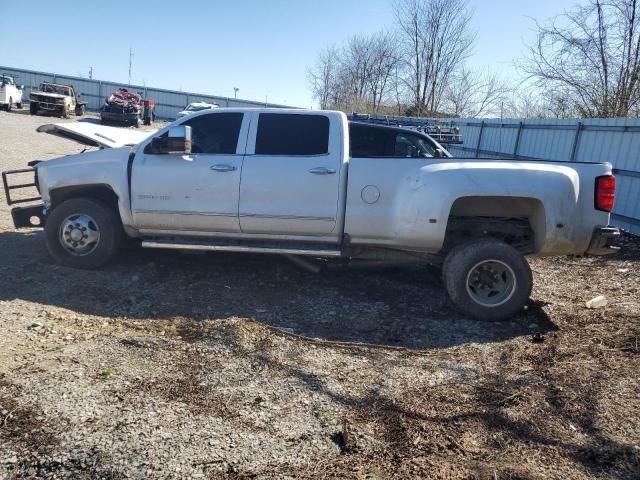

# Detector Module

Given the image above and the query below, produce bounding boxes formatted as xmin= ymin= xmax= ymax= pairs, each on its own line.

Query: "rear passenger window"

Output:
xmin=255 ymin=114 xmax=329 ymax=155
xmin=183 ymin=112 xmax=243 ymax=154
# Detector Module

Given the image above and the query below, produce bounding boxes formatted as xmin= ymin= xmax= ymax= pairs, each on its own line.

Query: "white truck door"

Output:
xmin=239 ymin=112 xmax=342 ymax=236
xmin=131 ymin=112 xmax=249 ymax=233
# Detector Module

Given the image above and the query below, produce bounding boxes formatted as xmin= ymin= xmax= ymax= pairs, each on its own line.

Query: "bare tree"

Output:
xmin=367 ymin=32 xmax=402 ymax=113
xmin=306 ymin=46 xmax=339 ymax=110
xmin=394 ymin=0 xmax=475 ymax=115
xmin=521 ymin=0 xmax=640 ymax=117
xmin=445 ymin=67 xmax=511 ymax=117
xmin=308 ymin=32 xmax=401 ymax=113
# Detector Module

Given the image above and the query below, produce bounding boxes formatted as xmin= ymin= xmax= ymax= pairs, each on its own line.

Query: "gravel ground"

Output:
xmin=0 ymin=109 xmax=639 ymax=479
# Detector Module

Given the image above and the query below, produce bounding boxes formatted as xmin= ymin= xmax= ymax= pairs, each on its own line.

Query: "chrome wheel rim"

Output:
xmin=59 ymin=213 xmax=100 ymax=256
xmin=465 ymin=259 xmax=517 ymax=307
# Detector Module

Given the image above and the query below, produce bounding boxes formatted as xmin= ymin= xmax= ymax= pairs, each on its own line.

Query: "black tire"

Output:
xmin=45 ymin=198 xmax=123 ymax=269
xmin=7 ymin=98 xmax=12 ymax=111
xmin=61 ymin=105 xmax=69 ymax=118
xmin=442 ymin=239 xmax=532 ymax=321
xmin=16 ymin=102 xmax=23 ymax=109
xmin=75 ymin=104 xmax=85 ymax=116
xmin=30 ymin=102 xmax=38 ymax=114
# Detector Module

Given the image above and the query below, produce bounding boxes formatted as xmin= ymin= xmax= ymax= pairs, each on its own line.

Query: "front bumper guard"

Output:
xmin=586 ymin=227 xmax=621 ymax=256
xmin=3 ymin=168 xmax=45 ymax=228
xmin=11 ymin=203 xmax=47 ymax=228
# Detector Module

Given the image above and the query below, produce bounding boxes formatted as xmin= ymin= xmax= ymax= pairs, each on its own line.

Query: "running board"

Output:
xmin=141 ymin=239 xmax=342 ymax=257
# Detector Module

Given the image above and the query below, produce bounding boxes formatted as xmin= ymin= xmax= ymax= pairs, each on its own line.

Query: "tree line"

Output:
xmin=307 ymin=0 xmax=640 ymax=118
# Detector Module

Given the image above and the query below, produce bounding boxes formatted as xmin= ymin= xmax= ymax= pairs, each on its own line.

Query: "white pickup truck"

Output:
xmin=3 ymin=109 xmax=620 ymax=320
xmin=0 ymin=75 xmax=23 ymax=111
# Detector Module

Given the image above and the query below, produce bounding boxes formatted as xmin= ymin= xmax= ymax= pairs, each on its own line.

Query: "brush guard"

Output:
xmin=2 ymin=167 xmax=46 ymax=228
xmin=2 ymin=167 xmax=40 ymax=205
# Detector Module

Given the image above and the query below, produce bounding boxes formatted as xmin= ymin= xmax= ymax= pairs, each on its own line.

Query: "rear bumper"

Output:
xmin=585 ymin=226 xmax=621 ymax=256
xmin=11 ymin=203 xmax=46 ymax=229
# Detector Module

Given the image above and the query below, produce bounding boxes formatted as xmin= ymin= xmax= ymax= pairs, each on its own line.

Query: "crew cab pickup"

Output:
xmin=2 ymin=109 xmax=620 ymax=320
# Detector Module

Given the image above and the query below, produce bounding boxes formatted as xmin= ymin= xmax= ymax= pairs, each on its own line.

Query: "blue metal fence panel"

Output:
xmin=436 ymin=117 xmax=640 ymax=235
xmin=0 ymin=65 xmax=295 ymax=120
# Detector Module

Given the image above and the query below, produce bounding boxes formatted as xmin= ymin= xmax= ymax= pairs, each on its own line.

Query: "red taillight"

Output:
xmin=595 ymin=175 xmax=615 ymax=212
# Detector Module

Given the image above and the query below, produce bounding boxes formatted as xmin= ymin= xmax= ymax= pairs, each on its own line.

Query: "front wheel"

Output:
xmin=16 ymin=102 xmax=23 ymax=109
xmin=7 ymin=98 xmax=12 ymax=111
xmin=442 ymin=239 xmax=532 ymax=321
xmin=45 ymin=198 xmax=123 ymax=269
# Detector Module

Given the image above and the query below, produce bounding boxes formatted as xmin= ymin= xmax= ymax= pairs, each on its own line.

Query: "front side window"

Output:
xmin=255 ymin=113 xmax=329 ymax=155
xmin=183 ymin=112 xmax=244 ymax=154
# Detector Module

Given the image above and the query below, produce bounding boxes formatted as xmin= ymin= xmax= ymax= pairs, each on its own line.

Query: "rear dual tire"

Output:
xmin=442 ymin=239 xmax=532 ymax=321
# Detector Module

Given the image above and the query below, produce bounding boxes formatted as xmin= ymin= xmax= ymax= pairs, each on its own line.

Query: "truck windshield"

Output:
xmin=42 ymin=84 xmax=70 ymax=95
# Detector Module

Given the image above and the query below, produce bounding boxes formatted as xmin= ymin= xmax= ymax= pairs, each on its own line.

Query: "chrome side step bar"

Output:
xmin=141 ymin=239 xmax=342 ymax=257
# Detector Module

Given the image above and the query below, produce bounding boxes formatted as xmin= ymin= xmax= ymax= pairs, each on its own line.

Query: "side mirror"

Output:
xmin=19 ymin=85 xmax=24 ymax=90
xmin=149 ymin=125 xmax=192 ymax=154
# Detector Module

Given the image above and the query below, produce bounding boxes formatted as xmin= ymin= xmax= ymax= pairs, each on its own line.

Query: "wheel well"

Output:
xmin=50 ymin=185 xmax=119 ymax=213
xmin=444 ymin=196 xmax=546 ymax=254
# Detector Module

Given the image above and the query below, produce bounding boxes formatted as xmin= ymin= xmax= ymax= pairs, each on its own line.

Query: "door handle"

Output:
xmin=210 ymin=164 xmax=237 ymax=172
xmin=308 ymin=167 xmax=336 ymax=175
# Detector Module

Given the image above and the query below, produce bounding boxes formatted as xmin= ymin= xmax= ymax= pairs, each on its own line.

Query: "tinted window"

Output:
xmin=255 ymin=114 xmax=329 ymax=155
xmin=349 ymin=124 xmax=440 ymax=158
xmin=350 ymin=124 xmax=392 ymax=157
xmin=183 ymin=112 xmax=243 ymax=154
xmin=394 ymin=132 xmax=439 ymax=158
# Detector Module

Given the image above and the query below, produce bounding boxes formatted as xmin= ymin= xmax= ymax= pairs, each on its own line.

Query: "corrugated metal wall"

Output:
xmin=0 ymin=65 xmax=295 ymax=120
xmin=438 ymin=118 xmax=640 ymax=235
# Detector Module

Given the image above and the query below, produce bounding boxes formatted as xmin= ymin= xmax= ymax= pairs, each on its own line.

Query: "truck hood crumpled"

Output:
xmin=37 ymin=122 xmax=157 ymax=149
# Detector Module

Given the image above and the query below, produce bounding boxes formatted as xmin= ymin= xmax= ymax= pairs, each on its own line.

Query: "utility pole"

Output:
xmin=234 ymin=87 xmax=239 ymax=99
xmin=89 ymin=66 xmax=93 ymax=80
xmin=128 ymin=47 xmax=134 ymax=85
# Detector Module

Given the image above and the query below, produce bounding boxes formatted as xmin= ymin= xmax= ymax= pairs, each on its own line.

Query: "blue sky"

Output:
xmin=0 ymin=0 xmax=577 ymax=107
